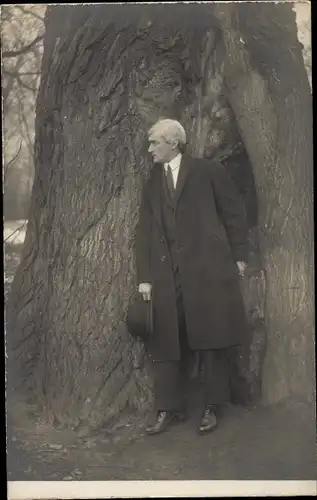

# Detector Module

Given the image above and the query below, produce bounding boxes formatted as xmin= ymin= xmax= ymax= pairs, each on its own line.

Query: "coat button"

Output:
xmin=160 ymin=238 xmax=164 ymax=243
xmin=161 ymin=255 xmax=166 ymax=262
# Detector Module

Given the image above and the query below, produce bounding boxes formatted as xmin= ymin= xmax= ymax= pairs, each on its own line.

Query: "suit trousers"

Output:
xmin=152 ymin=276 xmax=231 ymax=411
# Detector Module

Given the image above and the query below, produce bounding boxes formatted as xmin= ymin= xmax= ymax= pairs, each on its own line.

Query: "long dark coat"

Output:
xmin=135 ymin=154 xmax=251 ymax=362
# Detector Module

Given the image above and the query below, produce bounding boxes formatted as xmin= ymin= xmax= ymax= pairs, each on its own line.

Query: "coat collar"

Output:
xmin=174 ymin=153 xmax=191 ymax=204
xmin=147 ymin=154 xmax=192 ymax=228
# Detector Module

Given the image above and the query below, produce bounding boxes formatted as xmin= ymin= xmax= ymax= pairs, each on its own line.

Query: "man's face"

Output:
xmin=148 ymin=132 xmax=175 ymax=164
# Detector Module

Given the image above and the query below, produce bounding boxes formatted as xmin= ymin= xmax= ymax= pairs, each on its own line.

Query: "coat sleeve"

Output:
xmin=209 ymin=161 xmax=249 ymax=263
xmin=135 ymin=184 xmax=152 ymax=284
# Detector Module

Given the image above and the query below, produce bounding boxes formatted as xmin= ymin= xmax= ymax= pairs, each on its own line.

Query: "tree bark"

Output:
xmin=6 ymin=4 xmax=219 ymax=429
xmin=214 ymin=2 xmax=314 ymax=405
xmin=7 ymin=3 xmax=314 ymax=430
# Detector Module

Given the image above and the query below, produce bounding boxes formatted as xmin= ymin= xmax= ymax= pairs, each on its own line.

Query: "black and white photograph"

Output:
xmin=3 ymin=1 xmax=315 ymax=498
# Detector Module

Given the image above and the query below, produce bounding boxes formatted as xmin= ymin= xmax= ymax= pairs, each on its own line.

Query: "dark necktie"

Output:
xmin=166 ymin=164 xmax=175 ymax=198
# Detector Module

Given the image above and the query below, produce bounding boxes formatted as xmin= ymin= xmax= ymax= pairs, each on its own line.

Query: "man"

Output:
xmin=135 ymin=118 xmax=250 ymax=436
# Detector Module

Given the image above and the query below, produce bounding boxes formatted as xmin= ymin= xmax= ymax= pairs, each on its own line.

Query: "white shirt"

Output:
xmin=164 ymin=153 xmax=182 ymax=188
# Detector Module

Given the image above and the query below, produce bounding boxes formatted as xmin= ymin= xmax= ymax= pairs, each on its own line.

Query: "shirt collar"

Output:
xmin=164 ymin=153 xmax=182 ymax=171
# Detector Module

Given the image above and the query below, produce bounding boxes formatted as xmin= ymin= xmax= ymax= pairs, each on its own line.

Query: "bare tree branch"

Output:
xmin=3 ymin=141 xmax=22 ymax=182
xmin=3 ymin=68 xmax=39 ymax=78
xmin=1 ymin=6 xmax=13 ymax=23
xmin=4 ymin=221 xmax=27 ymax=244
xmin=3 ymin=69 xmax=38 ymax=93
xmin=15 ymin=74 xmax=37 ymax=93
xmin=2 ymin=55 xmax=25 ymax=108
xmin=2 ymin=34 xmax=44 ymax=58
xmin=17 ymin=85 xmax=35 ymax=161
xmin=30 ymin=43 xmax=43 ymax=69
xmin=16 ymin=71 xmax=41 ymax=76
xmin=15 ymin=5 xmax=45 ymax=23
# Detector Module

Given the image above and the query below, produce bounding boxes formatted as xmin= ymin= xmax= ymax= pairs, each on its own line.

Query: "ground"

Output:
xmin=6 ymin=393 xmax=317 ymax=481
xmin=4 ymin=221 xmax=316 ymax=482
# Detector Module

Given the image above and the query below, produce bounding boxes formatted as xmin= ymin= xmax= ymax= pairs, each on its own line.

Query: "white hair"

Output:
xmin=148 ymin=119 xmax=187 ymax=147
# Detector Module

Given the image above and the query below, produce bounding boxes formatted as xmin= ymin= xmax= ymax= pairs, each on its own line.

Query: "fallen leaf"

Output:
xmin=49 ymin=444 xmax=63 ymax=450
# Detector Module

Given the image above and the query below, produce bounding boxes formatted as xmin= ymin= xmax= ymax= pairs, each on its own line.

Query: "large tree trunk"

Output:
xmin=214 ymin=2 xmax=314 ymax=405
xmin=6 ymin=4 xmax=218 ymax=429
xmin=7 ymin=3 xmax=314 ymax=430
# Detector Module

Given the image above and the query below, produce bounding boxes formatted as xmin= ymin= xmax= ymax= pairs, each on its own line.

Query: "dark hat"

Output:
xmin=126 ymin=292 xmax=154 ymax=341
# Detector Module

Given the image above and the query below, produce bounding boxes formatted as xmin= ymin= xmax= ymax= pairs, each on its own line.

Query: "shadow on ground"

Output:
xmin=6 ymin=386 xmax=316 ymax=481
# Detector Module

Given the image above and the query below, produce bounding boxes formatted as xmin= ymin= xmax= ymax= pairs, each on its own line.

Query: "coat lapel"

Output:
xmin=147 ymin=155 xmax=192 ymax=228
xmin=174 ymin=154 xmax=191 ymax=206
xmin=147 ymin=165 xmax=163 ymax=229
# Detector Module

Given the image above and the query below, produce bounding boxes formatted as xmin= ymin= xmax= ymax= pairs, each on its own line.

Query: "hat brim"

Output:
xmin=126 ymin=294 xmax=154 ymax=341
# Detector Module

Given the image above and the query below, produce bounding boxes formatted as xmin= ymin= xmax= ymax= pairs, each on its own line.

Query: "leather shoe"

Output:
xmin=145 ymin=410 xmax=187 ymax=436
xmin=197 ymin=406 xmax=218 ymax=435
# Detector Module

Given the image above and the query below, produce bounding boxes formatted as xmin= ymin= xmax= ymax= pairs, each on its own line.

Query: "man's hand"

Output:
xmin=236 ymin=261 xmax=247 ymax=277
xmin=138 ymin=283 xmax=152 ymax=301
